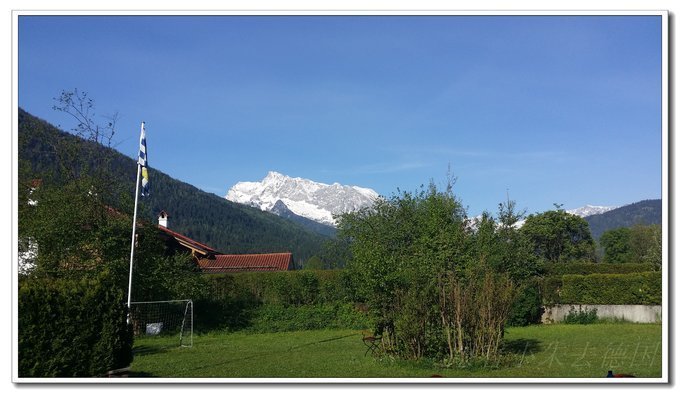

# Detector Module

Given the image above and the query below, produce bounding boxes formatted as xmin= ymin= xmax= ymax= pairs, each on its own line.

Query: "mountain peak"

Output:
xmin=264 ymin=171 xmax=286 ymax=180
xmin=226 ymin=172 xmax=378 ymax=226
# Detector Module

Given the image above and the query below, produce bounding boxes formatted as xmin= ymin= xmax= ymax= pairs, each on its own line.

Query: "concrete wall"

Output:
xmin=542 ymin=304 xmax=662 ymax=324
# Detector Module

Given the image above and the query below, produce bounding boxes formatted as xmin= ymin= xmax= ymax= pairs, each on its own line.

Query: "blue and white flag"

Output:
xmin=138 ymin=122 xmax=150 ymax=197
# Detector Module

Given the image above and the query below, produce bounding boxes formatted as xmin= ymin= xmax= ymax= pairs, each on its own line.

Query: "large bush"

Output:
xmin=507 ymin=280 xmax=543 ymax=327
xmin=18 ymin=274 xmax=133 ymax=377
xmin=337 ymin=182 xmax=529 ymax=363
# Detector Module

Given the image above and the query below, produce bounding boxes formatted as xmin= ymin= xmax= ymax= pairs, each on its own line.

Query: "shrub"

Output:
xmin=563 ymin=306 xmax=598 ymax=324
xmin=438 ymin=268 xmax=517 ymax=363
xmin=18 ymin=274 xmax=133 ymax=377
xmin=507 ymin=281 xmax=543 ymax=327
xmin=393 ymin=278 xmax=443 ymax=360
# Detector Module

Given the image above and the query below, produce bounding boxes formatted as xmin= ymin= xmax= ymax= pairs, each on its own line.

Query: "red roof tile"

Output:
xmin=198 ymin=252 xmax=293 ymax=273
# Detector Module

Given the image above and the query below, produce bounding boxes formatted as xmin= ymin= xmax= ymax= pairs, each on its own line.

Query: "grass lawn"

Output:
xmin=129 ymin=323 xmax=662 ymax=379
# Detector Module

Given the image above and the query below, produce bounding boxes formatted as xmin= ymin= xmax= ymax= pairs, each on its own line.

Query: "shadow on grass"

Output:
xmin=502 ymin=338 xmax=542 ymax=355
xmin=288 ymin=333 xmax=358 ymax=351
xmin=133 ymin=345 xmax=170 ymax=357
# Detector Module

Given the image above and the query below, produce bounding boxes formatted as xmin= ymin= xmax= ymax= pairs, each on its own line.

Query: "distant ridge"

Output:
xmin=584 ymin=199 xmax=662 ymax=239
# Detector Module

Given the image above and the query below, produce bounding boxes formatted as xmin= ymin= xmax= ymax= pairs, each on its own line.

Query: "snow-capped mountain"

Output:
xmin=469 ymin=204 xmax=618 ymax=231
xmin=566 ymin=205 xmax=618 ymax=218
xmin=510 ymin=205 xmax=617 ymax=228
xmin=225 ymin=171 xmax=379 ymax=226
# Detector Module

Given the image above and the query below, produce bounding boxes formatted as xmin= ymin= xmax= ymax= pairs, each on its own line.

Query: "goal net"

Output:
xmin=129 ymin=299 xmax=193 ymax=347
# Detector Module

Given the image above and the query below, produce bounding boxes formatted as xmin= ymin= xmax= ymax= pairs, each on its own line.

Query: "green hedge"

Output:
xmin=544 ymin=262 xmax=657 ymax=276
xmin=195 ymin=270 xmax=363 ymax=332
xmin=542 ymin=272 xmax=662 ymax=305
xmin=246 ymin=302 xmax=373 ymax=333
xmin=204 ymin=270 xmax=358 ymax=306
xmin=541 ymin=276 xmax=564 ymax=305
xmin=18 ymin=275 xmax=133 ymax=377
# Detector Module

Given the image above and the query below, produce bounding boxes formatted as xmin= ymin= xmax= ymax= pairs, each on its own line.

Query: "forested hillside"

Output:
xmin=585 ymin=199 xmax=662 ymax=239
xmin=18 ymin=108 xmax=329 ymax=263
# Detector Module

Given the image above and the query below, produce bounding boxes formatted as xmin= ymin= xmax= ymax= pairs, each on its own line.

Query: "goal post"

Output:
xmin=129 ymin=299 xmax=193 ymax=348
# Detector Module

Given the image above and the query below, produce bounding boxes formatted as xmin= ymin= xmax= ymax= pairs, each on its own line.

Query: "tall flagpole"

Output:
xmin=127 ymin=122 xmax=145 ymax=322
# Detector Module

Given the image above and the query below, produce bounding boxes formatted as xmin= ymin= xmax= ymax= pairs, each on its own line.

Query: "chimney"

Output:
xmin=158 ymin=210 xmax=169 ymax=228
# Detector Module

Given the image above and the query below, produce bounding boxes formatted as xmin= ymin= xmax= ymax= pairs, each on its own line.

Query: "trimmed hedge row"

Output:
xmin=18 ymin=275 xmax=133 ymax=377
xmin=543 ymin=262 xmax=657 ymax=276
xmin=246 ymin=302 xmax=373 ymax=333
xmin=204 ymin=270 xmax=360 ymax=306
xmin=542 ymin=272 xmax=662 ymax=305
xmin=195 ymin=270 xmax=365 ymax=332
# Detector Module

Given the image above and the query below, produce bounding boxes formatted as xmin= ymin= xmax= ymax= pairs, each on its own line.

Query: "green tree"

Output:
xmin=494 ymin=199 xmax=542 ymax=281
xmin=473 ymin=201 xmax=542 ymax=327
xmin=600 ymin=227 xmax=632 ymax=264
xmin=520 ymin=209 xmax=596 ymax=263
xmin=629 ymin=224 xmax=662 ymax=267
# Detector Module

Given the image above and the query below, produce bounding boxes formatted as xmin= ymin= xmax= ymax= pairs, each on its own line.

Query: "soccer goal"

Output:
xmin=129 ymin=299 xmax=193 ymax=348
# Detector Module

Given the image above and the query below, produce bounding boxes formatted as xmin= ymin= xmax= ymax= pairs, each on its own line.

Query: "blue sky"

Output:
xmin=18 ymin=15 xmax=662 ymax=217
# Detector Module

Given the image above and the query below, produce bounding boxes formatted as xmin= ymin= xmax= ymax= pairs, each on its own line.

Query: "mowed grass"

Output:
xmin=129 ymin=323 xmax=662 ymax=379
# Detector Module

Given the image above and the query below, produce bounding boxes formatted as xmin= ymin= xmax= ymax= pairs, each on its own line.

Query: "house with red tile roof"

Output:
xmin=156 ymin=211 xmax=294 ymax=272
xmin=156 ymin=211 xmax=218 ymax=261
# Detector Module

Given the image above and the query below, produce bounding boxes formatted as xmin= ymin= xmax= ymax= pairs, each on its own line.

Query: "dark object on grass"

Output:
xmin=607 ymin=370 xmax=636 ymax=378
xmin=361 ymin=331 xmax=381 ymax=356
